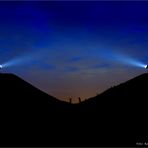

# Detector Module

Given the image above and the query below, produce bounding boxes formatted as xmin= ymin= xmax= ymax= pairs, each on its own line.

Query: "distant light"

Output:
xmin=144 ymin=65 xmax=148 ymax=69
xmin=0 ymin=65 xmax=2 ymax=69
xmin=2 ymin=55 xmax=33 ymax=68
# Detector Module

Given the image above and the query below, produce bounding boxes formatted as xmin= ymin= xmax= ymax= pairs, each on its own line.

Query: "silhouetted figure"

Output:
xmin=78 ymin=97 xmax=81 ymax=103
xmin=69 ymin=98 xmax=72 ymax=104
xmin=146 ymin=65 xmax=148 ymax=69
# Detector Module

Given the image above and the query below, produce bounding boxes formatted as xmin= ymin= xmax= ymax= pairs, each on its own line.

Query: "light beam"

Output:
xmin=0 ymin=65 xmax=2 ymax=69
xmin=2 ymin=55 xmax=33 ymax=69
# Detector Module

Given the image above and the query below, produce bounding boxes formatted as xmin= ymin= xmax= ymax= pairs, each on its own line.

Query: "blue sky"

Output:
xmin=0 ymin=1 xmax=148 ymax=102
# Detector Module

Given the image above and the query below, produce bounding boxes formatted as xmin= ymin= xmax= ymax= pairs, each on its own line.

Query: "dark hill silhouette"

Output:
xmin=78 ymin=73 xmax=148 ymax=147
xmin=0 ymin=73 xmax=147 ymax=147
xmin=81 ymin=73 xmax=148 ymax=105
xmin=0 ymin=73 xmax=73 ymax=121
xmin=0 ymin=73 xmax=70 ymax=108
xmin=0 ymin=73 xmax=75 ymax=146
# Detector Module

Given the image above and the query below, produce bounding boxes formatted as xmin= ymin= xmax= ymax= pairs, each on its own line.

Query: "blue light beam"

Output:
xmin=114 ymin=53 xmax=147 ymax=69
xmin=2 ymin=56 xmax=33 ymax=68
xmin=98 ymin=49 xmax=147 ymax=69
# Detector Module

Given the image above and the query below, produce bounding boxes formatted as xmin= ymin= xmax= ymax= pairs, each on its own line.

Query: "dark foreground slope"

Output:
xmin=0 ymin=73 xmax=71 ymax=111
xmin=0 ymin=73 xmax=75 ymax=146
xmin=79 ymin=73 xmax=148 ymax=146
xmin=0 ymin=73 xmax=147 ymax=147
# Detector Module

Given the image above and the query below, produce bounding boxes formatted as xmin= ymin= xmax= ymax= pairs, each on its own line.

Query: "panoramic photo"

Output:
xmin=0 ymin=1 xmax=148 ymax=147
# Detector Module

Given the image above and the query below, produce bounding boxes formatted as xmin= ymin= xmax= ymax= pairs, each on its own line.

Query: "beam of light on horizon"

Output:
xmin=0 ymin=47 xmax=147 ymax=71
xmin=98 ymin=49 xmax=147 ymax=69
xmin=1 ymin=54 xmax=147 ymax=69
xmin=1 ymin=48 xmax=43 ymax=69
xmin=1 ymin=56 xmax=34 ymax=68
xmin=113 ymin=53 xmax=147 ymax=69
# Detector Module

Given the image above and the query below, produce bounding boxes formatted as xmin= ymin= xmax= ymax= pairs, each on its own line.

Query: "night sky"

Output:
xmin=0 ymin=1 xmax=148 ymax=102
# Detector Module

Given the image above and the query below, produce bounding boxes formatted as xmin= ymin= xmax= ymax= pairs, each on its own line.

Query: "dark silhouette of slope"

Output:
xmin=78 ymin=73 xmax=148 ymax=147
xmin=0 ymin=73 xmax=73 ymax=115
xmin=81 ymin=73 xmax=148 ymax=104
xmin=0 ymin=73 xmax=75 ymax=146
xmin=0 ymin=73 xmax=68 ymax=105
xmin=0 ymin=73 xmax=147 ymax=147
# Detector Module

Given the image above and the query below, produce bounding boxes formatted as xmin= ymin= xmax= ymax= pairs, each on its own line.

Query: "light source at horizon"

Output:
xmin=0 ymin=64 xmax=2 ymax=69
xmin=108 ymin=52 xmax=147 ymax=69
xmin=1 ymin=55 xmax=33 ymax=69
xmin=1 ymin=50 xmax=147 ymax=71
xmin=145 ymin=65 xmax=148 ymax=69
